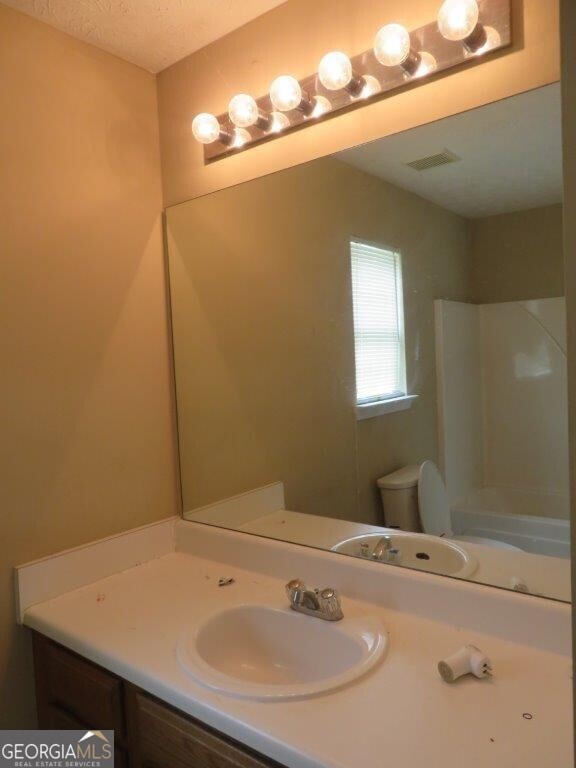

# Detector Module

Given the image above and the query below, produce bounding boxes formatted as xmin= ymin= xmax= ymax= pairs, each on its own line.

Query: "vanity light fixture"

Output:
xmin=414 ymin=52 xmax=439 ymax=78
xmin=437 ymin=0 xmax=489 ymax=53
xmin=311 ymin=95 xmax=333 ymax=117
xmin=231 ymin=128 xmax=251 ymax=149
xmin=471 ymin=26 xmax=502 ymax=56
xmin=269 ymin=111 xmax=291 ymax=133
xmin=359 ymin=75 xmax=382 ymax=99
xmin=193 ymin=0 xmax=511 ymax=160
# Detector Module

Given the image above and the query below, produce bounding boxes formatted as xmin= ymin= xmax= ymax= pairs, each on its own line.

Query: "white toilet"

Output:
xmin=378 ymin=461 xmax=522 ymax=552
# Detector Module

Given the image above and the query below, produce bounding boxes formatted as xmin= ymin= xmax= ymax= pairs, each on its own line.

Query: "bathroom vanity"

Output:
xmin=18 ymin=518 xmax=573 ymax=768
xmin=33 ymin=633 xmax=280 ymax=768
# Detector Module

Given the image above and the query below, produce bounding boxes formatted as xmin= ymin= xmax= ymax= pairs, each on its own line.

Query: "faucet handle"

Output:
xmin=318 ymin=587 xmax=344 ymax=621
xmin=385 ymin=548 xmax=402 ymax=565
xmin=286 ymin=578 xmax=306 ymax=599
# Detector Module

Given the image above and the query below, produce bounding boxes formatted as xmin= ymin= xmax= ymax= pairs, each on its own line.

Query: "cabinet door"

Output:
xmin=128 ymin=689 xmax=283 ymax=768
xmin=33 ymin=633 xmax=125 ymax=737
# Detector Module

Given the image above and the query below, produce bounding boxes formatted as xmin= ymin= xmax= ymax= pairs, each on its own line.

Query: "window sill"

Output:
xmin=356 ymin=395 xmax=418 ymax=421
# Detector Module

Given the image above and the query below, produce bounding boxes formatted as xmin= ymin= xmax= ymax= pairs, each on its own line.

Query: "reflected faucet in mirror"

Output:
xmin=370 ymin=536 xmax=400 ymax=564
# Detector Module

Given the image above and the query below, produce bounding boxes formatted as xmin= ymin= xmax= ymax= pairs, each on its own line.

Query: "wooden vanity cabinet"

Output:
xmin=126 ymin=687 xmax=283 ymax=768
xmin=32 ymin=633 xmax=283 ymax=768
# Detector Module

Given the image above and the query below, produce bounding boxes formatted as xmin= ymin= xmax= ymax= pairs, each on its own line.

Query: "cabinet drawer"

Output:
xmin=33 ymin=634 xmax=124 ymax=735
xmin=43 ymin=704 xmax=84 ymax=729
xmin=133 ymin=691 xmax=280 ymax=768
xmin=42 ymin=705 xmax=126 ymax=768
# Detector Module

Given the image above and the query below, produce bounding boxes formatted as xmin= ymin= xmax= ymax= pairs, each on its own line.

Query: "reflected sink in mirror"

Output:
xmin=332 ymin=532 xmax=477 ymax=579
xmin=177 ymin=604 xmax=387 ymax=701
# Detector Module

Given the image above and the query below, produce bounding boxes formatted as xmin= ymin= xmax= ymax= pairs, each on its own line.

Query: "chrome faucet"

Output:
xmin=372 ymin=536 xmax=401 ymax=564
xmin=285 ymin=579 xmax=343 ymax=621
xmin=372 ymin=535 xmax=393 ymax=560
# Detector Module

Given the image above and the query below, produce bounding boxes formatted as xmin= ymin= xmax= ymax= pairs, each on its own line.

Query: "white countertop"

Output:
xmin=22 ymin=522 xmax=573 ymax=768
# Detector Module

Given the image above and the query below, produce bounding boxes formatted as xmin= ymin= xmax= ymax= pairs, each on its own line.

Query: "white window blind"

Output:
xmin=350 ymin=240 xmax=406 ymax=405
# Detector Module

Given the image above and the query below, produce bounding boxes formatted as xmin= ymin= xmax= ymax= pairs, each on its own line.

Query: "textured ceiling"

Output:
xmin=2 ymin=0 xmax=287 ymax=72
xmin=338 ymin=84 xmax=563 ymax=219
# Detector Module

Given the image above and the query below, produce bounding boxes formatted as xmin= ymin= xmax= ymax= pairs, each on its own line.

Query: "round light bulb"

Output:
xmin=228 ymin=94 xmax=259 ymax=128
xmin=318 ymin=51 xmax=353 ymax=91
xmin=270 ymin=75 xmax=303 ymax=112
xmin=414 ymin=51 xmax=438 ymax=78
xmin=269 ymin=111 xmax=290 ymax=133
xmin=438 ymin=0 xmax=479 ymax=41
xmin=191 ymin=113 xmax=221 ymax=144
xmin=472 ymin=26 xmax=501 ymax=55
xmin=374 ymin=24 xmax=411 ymax=67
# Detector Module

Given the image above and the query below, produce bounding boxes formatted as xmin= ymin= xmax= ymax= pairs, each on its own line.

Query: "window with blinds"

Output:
xmin=350 ymin=240 xmax=406 ymax=405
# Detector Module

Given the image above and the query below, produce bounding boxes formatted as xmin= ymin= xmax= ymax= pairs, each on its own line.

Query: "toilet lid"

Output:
xmin=418 ymin=461 xmax=453 ymax=537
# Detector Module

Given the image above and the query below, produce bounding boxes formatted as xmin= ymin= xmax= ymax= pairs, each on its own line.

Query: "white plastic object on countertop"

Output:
xmin=438 ymin=644 xmax=492 ymax=683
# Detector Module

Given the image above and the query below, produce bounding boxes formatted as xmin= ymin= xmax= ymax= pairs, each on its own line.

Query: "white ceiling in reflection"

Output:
xmin=337 ymin=83 xmax=563 ymax=219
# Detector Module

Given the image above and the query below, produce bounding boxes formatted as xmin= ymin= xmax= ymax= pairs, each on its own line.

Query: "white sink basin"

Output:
xmin=177 ymin=604 xmax=387 ymax=701
xmin=332 ymin=532 xmax=477 ymax=578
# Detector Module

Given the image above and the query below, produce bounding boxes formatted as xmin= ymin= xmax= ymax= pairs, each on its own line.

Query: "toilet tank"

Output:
xmin=377 ymin=465 xmax=422 ymax=532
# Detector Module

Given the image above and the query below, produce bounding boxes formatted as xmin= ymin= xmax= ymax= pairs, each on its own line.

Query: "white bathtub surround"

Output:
xmin=428 ymin=321 xmax=570 ymax=554
xmin=435 ymin=298 xmax=569 ymax=510
xmin=452 ymin=493 xmax=571 ymax=558
xmin=482 ymin=299 xmax=568 ymax=496
xmin=16 ymin=519 xmax=572 ymax=768
xmin=435 ymin=300 xmax=485 ymax=504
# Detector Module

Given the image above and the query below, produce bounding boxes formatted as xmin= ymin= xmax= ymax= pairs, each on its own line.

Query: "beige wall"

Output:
xmin=560 ymin=0 xmax=576 ymax=737
xmin=0 ymin=6 xmax=178 ymax=726
xmin=157 ymin=0 xmax=560 ymax=207
xmin=167 ymin=156 xmax=469 ymax=526
xmin=469 ymin=204 xmax=564 ymax=303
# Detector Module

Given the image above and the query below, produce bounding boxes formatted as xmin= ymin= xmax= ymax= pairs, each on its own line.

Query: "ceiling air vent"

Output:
xmin=406 ymin=149 xmax=461 ymax=172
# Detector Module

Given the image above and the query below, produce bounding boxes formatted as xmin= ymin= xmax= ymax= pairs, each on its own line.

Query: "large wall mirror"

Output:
xmin=166 ymin=82 xmax=569 ymax=601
